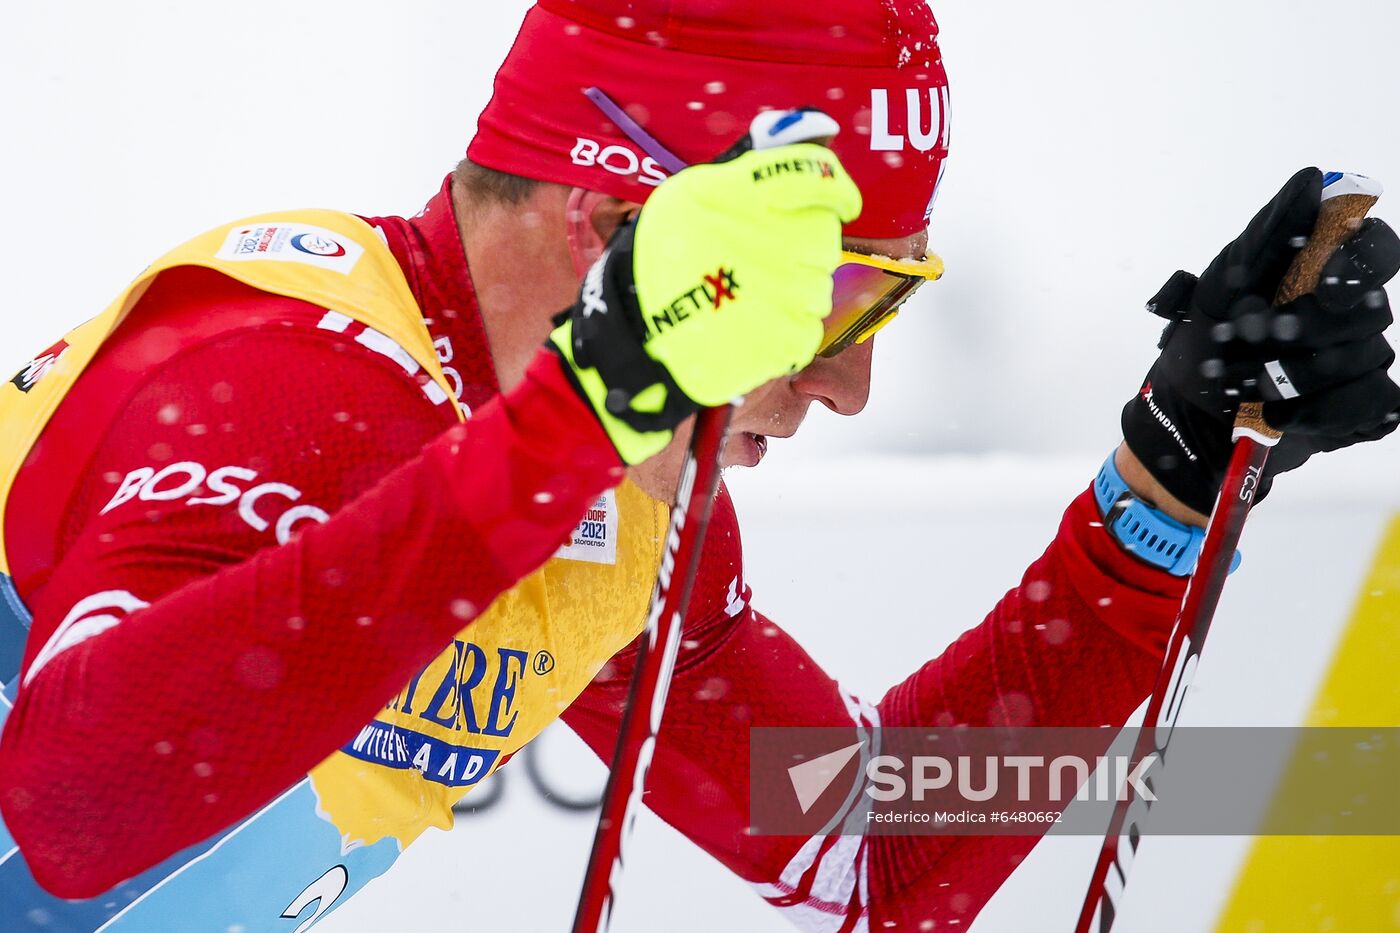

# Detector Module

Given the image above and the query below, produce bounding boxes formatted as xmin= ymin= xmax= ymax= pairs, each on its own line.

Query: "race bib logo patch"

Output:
xmin=10 ymin=339 xmax=70 ymax=393
xmin=216 ymin=222 xmax=365 ymax=274
xmin=289 ymin=232 xmax=348 ymax=257
xmin=554 ymin=490 xmax=618 ymax=565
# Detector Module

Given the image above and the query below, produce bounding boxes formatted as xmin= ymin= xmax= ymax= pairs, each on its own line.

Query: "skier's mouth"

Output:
xmin=728 ymin=431 xmax=769 ymax=467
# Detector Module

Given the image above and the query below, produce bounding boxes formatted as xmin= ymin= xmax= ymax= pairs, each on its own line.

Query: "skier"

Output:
xmin=1 ymin=1 xmax=1397 ymax=930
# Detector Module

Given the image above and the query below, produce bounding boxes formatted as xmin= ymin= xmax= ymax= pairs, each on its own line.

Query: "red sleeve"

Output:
xmin=0 ymin=323 xmax=622 ymax=897
xmin=865 ymin=488 xmax=1185 ymax=929
xmin=564 ymin=484 xmax=1185 ymax=931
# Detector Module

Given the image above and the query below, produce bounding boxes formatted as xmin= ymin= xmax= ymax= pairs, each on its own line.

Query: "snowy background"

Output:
xmin=5 ymin=0 xmax=1400 ymax=461
xmin=3 ymin=1 xmax=1399 ymax=930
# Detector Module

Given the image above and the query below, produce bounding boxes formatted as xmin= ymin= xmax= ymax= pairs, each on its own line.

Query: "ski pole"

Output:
xmin=1075 ymin=172 xmax=1382 ymax=933
xmin=572 ymin=404 xmax=733 ymax=933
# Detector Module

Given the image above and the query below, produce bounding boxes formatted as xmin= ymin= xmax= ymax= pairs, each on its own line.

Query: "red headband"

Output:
xmin=467 ymin=1 xmax=950 ymax=239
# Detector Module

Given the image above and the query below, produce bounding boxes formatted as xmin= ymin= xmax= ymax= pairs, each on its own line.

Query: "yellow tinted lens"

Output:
xmin=821 ymin=264 xmax=923 ymax=356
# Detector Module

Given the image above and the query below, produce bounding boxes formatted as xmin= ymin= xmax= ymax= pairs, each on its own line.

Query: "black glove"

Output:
xmin=1122 ymin=168 xmax=1400 ymax=515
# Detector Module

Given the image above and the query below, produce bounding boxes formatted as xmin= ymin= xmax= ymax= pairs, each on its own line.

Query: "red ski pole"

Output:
xmin=1075 ymin=172 xmax=1382 ymax=933
xmin=572 ymin=405 xmax=733 ymax=933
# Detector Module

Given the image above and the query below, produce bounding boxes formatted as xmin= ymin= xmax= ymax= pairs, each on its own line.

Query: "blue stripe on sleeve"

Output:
xmin=0 ymin=572 xmax=32 ymax=687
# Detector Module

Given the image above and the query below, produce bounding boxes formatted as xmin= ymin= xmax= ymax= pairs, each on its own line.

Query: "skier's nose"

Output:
xmin=790 ymin=337 xmax=873 ymax=416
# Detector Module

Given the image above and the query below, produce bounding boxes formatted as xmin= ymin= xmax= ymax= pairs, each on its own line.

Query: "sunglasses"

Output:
xmin=584 ymin=87 xmax=945 ymax=358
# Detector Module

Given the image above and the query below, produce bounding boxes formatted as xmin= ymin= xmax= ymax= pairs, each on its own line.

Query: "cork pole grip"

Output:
xmin=1234 ymin=187 xmax=1381 ymax=441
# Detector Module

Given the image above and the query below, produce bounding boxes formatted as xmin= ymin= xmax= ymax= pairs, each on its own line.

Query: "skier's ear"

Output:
xmin=588 ymin=194 xmax=640 ymax=242
xmin=565 ymin=188 xmax=642 ymax=279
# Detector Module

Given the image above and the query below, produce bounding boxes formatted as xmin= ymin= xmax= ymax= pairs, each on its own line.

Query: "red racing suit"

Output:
xmin=0 ymin=178 xmax=1184 ymax=931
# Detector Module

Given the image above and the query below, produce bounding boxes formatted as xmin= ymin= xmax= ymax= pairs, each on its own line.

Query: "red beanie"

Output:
xmin=467 ymin=0 xmax=950 ymax=239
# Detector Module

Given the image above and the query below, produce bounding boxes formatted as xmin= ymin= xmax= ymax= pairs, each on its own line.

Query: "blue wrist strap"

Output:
xmin=1093 ymin=453 xmax=1241 ymax=577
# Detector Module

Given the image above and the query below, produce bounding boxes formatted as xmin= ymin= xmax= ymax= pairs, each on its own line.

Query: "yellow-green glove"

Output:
xmin=549 ymin=109 xmax=863 ymax=465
